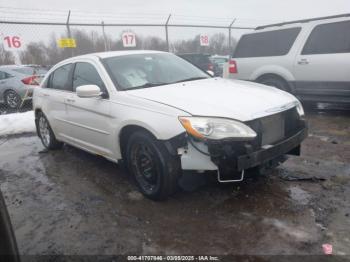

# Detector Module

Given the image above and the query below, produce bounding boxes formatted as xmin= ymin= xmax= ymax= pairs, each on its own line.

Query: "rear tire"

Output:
xmin=126 ymin=131 xmax=181 ymax=201
xmin=36 ymin=112 xmax=63 ymax=150
xmin=257 ymin=76 xmax=289 ymax=92
xmin=4 ymin=90 xmax=22 ymax=109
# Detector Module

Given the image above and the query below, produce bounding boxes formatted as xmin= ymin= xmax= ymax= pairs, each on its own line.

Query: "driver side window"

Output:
xmin=73 ymin=62 xmax=108 ymax=97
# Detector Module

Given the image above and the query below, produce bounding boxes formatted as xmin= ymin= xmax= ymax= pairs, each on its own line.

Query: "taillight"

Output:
xmin=208 ymin=63 xmax=214 ymax=71
xmin=229 ymin=59 xmax=237 ymax=74
xmin=21 ymin=75 xmax=40 ymax=85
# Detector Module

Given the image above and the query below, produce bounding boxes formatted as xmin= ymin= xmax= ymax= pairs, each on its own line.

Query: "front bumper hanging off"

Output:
xmin=236 ymin=127 xmax=308 ymax=171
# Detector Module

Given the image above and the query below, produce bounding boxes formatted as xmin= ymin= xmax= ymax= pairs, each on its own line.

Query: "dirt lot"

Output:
xmin=0 ymin=104 xmax=350 ymax=257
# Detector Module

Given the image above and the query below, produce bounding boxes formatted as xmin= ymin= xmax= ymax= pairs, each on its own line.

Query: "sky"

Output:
xmin=1 ymin=0 xmax=350 ymax=25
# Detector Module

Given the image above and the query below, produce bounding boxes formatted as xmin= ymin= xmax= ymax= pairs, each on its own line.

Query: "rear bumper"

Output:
xmin=237 ymin=126 xmax=308 ymax=170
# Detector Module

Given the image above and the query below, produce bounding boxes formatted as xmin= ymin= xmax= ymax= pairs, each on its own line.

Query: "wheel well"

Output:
xmin=34 ymin=109 xmax=42 ymax=118
xmin=3 ymin=89 xmax=16 ymax=97
xmin=119 ymin=125 xmax=156 ymax=159
xmin=255 ymin=74 xmax=291 ymax=92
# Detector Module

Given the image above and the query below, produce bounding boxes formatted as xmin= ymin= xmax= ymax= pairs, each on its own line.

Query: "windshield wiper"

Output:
xmin=175 ymin=77 xmax=208 ymax=83
xmin=129 ymin=82 xmax=168 ymax=90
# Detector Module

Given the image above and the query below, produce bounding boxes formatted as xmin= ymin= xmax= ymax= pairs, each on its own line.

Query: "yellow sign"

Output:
xmin=57 ymin=38 xmax=76 ymax=48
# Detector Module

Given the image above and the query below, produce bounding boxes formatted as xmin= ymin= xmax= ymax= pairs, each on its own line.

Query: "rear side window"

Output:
xmin=302 ymin=21 xmax=350 ymax=55
xmin=0 ymin=71 xmax=12 ymax=80
xmin=50 ymin=64 xmax=73 ymax=91
xmin=233 ymin=27 xmax=301 ymax=58
xmin=72 ymin=62 xmax=106 ymax=93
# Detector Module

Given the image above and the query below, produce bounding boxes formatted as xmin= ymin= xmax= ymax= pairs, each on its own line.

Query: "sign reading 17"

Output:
xmin=122 ymin=32 xmax=136 ymax=47
xmin=3 ymin=36 xmax=22 ymax=48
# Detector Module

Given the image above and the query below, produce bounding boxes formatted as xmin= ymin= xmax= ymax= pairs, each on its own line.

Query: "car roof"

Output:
xmin=177 ymin=53 xmax=210 ymax=56
xmin=77 ymin=50 xmax=166 ymax=59
xmin=0 ymin=65 xmax=25 ymax=69
xmin=255 ymin=13 xmax=350 ymax=31
xmin=0 ymin=65 xmax=43 ymax=69
xmin=211 ymin=55 xmax=228 ymax=58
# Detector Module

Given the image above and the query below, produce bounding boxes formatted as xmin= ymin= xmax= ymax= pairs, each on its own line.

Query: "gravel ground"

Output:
xmin=0 ymin=104 xmax=349 ymax=257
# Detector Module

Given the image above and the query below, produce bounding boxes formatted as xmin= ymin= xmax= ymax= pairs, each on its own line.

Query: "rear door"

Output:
xmin=39 ymin=63 xmax=74 ymax=140
xmin=65 ymin=61 xmax=113 ymax=157
xmin=293 ymin=20 xmax=350 ymax=99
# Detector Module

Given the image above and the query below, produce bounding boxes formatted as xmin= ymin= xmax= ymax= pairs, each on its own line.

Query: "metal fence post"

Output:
xmin=165 ymin=14 xmax=171 ymax=52
xmin=101 ymin=21 xmax=108 ymax=51
xmin=228 ymin=18 xmax=236 ymax=55
xmin=66 ymin=10 xmax=74 ymax=57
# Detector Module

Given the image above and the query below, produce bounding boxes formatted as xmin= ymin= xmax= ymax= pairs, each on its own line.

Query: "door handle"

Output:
xmin=66 ymin=98 xmax=75 ymax=103
xmin=297 ymin=59 xmax=309 ymax=65
xmin=43 ymin=93 xmax=50 ymax=97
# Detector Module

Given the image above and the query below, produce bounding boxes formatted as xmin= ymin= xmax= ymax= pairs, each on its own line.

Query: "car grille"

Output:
xmin=247 ymin=107 xmax=301 ymax=147
xmin=261 ymin=113 xmax=285 ymax=145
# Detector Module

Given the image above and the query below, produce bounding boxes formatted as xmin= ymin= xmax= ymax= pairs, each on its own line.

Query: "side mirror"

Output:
xmin=76 ymin=85 xmax=101 ymax=98
xmin=206 ymin=70 xmax=214 ymax=77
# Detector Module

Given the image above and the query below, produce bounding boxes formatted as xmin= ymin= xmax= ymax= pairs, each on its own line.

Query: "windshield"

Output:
xmin=102 ymin=53 xmax=209 ymax=90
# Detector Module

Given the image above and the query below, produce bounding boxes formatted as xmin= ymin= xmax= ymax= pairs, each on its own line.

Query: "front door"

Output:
xmin=65 ymin=62 xmax=113 ymax=157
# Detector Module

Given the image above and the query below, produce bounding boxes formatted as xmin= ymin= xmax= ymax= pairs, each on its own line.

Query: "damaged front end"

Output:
xmin=168 ymin=106 xmax=308 ymax=183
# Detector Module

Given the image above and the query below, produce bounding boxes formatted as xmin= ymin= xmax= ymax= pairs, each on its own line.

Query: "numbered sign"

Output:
xmin=122 ymin=32 xmax=136 ymax=47
xmin=200 ymin=34 xmax=209 ymax=46
xmin=3 ymin=35 xmax=24 ymax=51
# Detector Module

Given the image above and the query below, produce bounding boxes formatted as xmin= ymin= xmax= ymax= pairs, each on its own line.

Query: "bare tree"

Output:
xmin=0 ymin=45 xmax=15 ymax=65
xmin=15 ymin=29 xmax=236 ymax=66
xmin=142 ymin=36 xmax=167 ymax=51
xmin=173 ymin=33 xmax=236 ymax=55
xmin=20 ymin=42 xmax=48 ymax=65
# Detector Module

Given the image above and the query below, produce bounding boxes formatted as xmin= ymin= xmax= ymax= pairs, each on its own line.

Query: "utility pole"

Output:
xmin=101 ymin=21 xmax=108 ymax=51
xmin=66 ymin=10 xmax=74 ymax=57
xmin=165 ymin=14 xmax=171 ymax=52
xmin=228 ymin=18 xmax=236 ymax=55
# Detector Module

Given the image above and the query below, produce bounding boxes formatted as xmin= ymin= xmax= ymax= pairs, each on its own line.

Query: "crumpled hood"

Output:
xmin=126 ymin=78 xmax=299 ymax=121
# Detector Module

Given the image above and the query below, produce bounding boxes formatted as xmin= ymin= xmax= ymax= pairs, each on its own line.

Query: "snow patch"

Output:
xmin=0 ymin=111 xmax=36 ymax=136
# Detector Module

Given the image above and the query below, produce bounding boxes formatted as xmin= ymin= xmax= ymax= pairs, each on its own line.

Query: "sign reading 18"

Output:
xmin=4 ymin=36 xmax=22 ymax=48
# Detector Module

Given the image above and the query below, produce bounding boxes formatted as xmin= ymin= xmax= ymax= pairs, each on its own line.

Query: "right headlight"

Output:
xmin=295 ymin=100 xmax=305 ymax=117
xmin=179 ymin=116 xmax=257 ymax=141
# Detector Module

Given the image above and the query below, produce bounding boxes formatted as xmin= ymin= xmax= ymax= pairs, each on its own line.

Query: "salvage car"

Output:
xmin=33 ymin=50 xmax=307 ymax=200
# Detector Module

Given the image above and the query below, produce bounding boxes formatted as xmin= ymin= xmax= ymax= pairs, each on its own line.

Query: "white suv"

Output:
xmin=225 ymin=14 xmax=350 ymax=104
xmin=33 ymin=50 xmax=307 ymax=200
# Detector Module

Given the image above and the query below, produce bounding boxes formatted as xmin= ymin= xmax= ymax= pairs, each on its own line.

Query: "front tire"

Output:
xmin=126 ymin=131 xmax=181 ymax=200
xmin=36 ymin=112 xmax=63 ymax=150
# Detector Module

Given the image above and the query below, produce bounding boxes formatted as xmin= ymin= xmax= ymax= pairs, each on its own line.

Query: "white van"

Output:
xmin=224 ymin=14 xmax=350 ymax=104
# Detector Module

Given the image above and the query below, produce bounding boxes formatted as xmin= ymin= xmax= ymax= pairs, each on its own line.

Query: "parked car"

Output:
xmin=177 ymin=53 xmax=220 ymax=76
xmin=224 ymin=14 xmax=350 ymax=104
xmin=210 ymin=55 xmax=229 ymax=76
xmin=0 ymin=65 xmax=48 ymax=109
xmin=33 ymin=50 xmax=307 ymax=200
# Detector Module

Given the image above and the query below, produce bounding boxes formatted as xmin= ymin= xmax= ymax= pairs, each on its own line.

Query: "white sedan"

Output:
xmin=33 ymin=50 xmax=307 ymax=200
